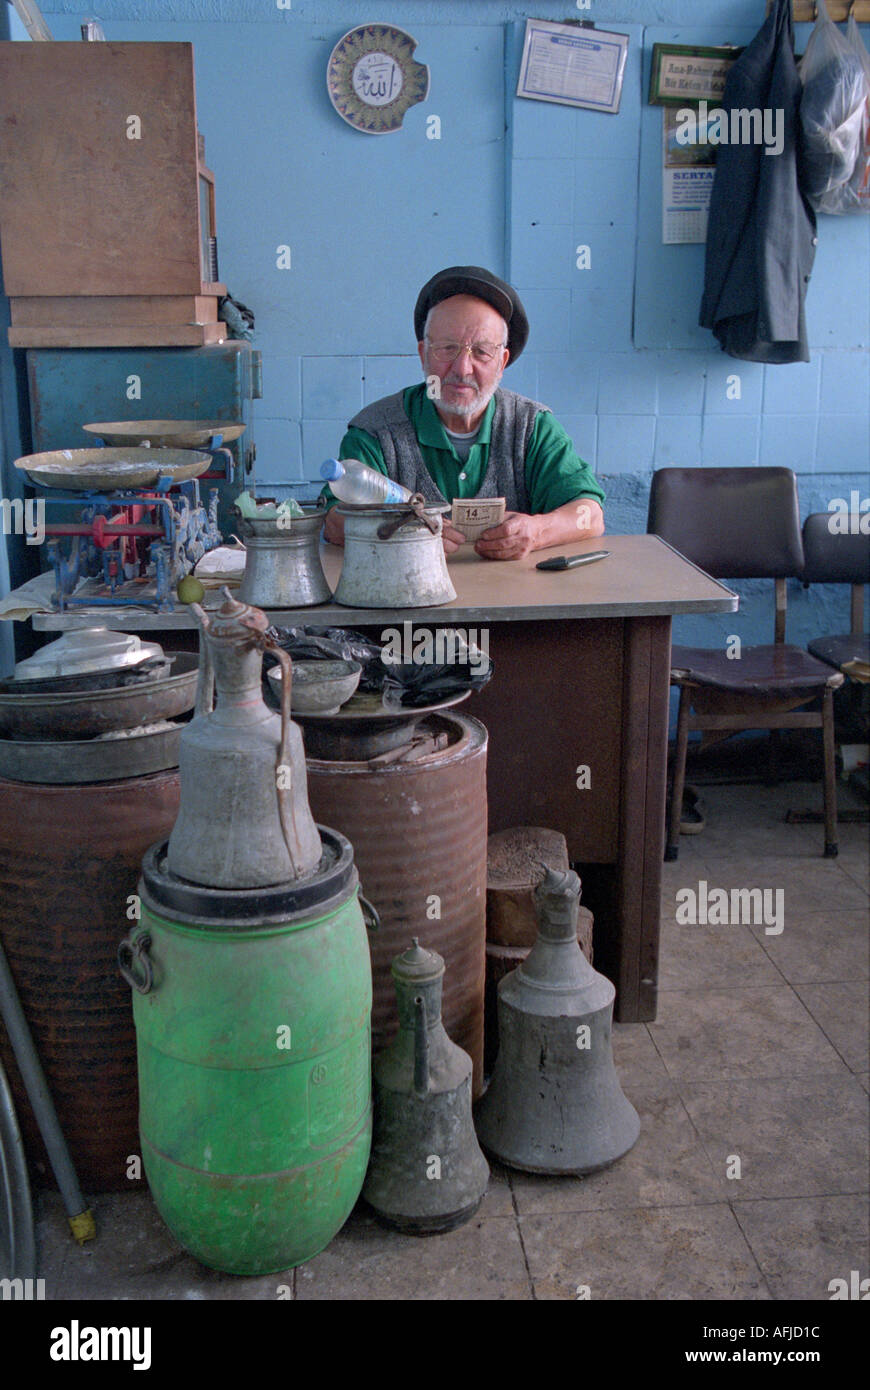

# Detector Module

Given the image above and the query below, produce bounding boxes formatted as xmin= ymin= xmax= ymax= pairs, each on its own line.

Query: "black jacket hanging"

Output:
xmin=699 ymin=0 xmax=817 ymax=363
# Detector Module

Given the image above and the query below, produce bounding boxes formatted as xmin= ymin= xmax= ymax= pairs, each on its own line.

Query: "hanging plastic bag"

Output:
xmin=799 ymin=0 xmax=868 ymax=213
xmin=843 ymin=10 xmax=870 ymax=211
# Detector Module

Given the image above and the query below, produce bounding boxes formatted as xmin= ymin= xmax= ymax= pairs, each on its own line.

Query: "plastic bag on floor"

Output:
xmin=799 ymin=0 xmax=868 ymax=213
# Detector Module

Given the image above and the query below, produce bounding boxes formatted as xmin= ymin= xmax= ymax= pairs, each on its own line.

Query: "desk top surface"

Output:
xmin=33 ymin=534 xmax=737 ymax=631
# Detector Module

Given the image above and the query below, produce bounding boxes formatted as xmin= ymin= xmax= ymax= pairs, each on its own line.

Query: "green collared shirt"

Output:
xmin=321 ymin=384 xmax=605 ymax=513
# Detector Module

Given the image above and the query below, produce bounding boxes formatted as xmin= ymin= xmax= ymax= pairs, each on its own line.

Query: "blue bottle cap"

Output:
xmin=319 ymin=458 xmax=343 ymax=481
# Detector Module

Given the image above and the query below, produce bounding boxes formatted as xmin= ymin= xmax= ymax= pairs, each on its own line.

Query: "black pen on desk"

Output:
xmin=535 ymin=550 xmax=611 ymax=571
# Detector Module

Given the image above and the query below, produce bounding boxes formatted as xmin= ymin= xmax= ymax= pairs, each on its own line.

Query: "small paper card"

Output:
xmin=450 ymin=497 xmax=506 ymax=542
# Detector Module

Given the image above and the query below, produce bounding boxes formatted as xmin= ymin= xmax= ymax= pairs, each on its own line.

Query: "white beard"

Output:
xmin=433 ymin=372 xmax=502 ymax=419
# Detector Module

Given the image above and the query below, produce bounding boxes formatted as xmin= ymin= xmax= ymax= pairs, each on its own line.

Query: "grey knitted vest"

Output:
xmin=347 ymin=388 xmax=551 ymax=512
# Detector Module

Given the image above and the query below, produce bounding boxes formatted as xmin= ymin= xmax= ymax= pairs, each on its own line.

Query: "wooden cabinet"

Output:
xmin=0 ymin=41 xmax=227 ymax=345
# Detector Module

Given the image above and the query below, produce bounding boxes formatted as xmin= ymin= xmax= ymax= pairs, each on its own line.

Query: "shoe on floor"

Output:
xmin=680 ymin=784 xmax=706 ymax=835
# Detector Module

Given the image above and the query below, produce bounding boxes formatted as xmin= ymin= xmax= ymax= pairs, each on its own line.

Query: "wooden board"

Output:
xmin=10 ymin=295 xmax=223 ymax=327
xmin=8 ymin=321 xmax=228 ymax=348
xmin=0 ymin=42 xmax=205 ymax=297
xmin=770 ymin=2 xmax=870 ymax=19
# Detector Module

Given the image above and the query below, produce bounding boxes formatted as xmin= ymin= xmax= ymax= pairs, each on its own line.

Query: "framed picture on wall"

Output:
xmin=648 ymin=44 xmax=741 ymax=107
xmin=517 ymin=19 xmax=629 ymax=114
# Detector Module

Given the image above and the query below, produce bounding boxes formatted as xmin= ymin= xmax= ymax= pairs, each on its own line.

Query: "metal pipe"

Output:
xmin=0 ymin=936 xmax=95 ymax=1245
xmin=0 ymin=1054 xmax=36 ymax=1278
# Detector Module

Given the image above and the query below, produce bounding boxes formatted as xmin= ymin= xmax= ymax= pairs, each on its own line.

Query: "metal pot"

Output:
xmin=305 ymin=711 xmax=488 ymax=1096
xmin=0 ymin=724 xmax=183 ymax=784
xmin=294 ymin=689 xmax=469 ymax=761
xmin=237 ymin=513 xmax=331 ymax=608
xmin=0 ymin=653 xmax=199 ymax=740
xmin=333 ymin=502 xmax=456 ymax=608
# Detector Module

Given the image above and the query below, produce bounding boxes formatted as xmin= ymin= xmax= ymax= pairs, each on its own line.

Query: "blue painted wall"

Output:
xmin=1 ymin=0 xmax=867 ymax=660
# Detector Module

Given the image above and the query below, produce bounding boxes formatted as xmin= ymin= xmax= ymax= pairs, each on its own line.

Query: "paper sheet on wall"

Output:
xmin=661 ymin=108 xmax=715 ymax=244
xmin=517 ymin=19 xmax=628 ymax=114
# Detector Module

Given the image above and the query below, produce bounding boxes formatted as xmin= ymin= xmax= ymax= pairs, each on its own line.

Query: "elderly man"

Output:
xmin=322 ymin=265 xmax=605 ymax=560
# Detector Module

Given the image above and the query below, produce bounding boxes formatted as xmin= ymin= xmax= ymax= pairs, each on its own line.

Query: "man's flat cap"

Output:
xmin=414 ymin=265 xmax=529 ymax=361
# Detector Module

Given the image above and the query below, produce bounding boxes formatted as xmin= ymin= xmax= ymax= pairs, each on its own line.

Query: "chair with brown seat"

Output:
xmin=792 ymin=512 xmax=870 ymax=826
xmin=647 ymin=467 xmax=844 ymax=861
xmin=800 ymin=513 xmax=870 ymax=675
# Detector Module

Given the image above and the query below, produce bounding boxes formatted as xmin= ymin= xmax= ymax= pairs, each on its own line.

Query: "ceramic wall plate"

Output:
xmin=327 ymin=23 xmax=429 ymax=134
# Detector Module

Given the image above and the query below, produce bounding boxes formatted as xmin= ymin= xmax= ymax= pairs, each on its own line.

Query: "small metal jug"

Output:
xmin=362 ymin=939 xmax=489 ymax=1233
xmin=476 ymin=867 xmax=640 ymax=1174
xmin=236 ymin=509 xmax=332 ymax=608
xmin=166 ymin=589 xmax=322 ymax=889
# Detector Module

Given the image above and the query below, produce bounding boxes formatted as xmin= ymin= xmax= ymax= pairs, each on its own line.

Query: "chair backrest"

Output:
xmin=647 ymin=467 xmax=804 ymax=580
xmin=801 ymin=514 xmax=870 ymax=585
xmin=801 ymin=512 xmax=869 ymax=635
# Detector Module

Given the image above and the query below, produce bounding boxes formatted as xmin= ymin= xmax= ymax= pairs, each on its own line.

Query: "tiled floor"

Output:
xmin=34 ymin=779 xmax=869 ymax=1300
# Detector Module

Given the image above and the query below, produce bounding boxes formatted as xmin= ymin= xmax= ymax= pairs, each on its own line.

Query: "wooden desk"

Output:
xmin=34 ymin=534 xmax=736 ymax=1021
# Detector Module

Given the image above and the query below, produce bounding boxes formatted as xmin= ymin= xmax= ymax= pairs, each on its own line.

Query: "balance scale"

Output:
xmin=15 ymin=421 xmax=244 ymax=612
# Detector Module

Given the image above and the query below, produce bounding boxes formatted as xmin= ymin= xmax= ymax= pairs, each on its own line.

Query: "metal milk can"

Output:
xmin=166 ymin=590 xmax=322 ymax=888
xmin=362 ymin=939 xmax=489 ymax=1233
xmin=476 ymin=867 xmax=640 ymax=1174
xmin=333 ymin=499 xmax=456 ymax=608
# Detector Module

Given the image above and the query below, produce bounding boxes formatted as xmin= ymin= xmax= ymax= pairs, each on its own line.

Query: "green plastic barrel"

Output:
xmin=120 ymin=829 xmax=372 ymax=1276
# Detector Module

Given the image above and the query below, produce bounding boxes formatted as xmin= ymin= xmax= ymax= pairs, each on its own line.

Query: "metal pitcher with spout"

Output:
xmin=476 ymin=866 xmax=640 ymax=1174
xmin=166 ymin=589 xmax=322 ymax=888
xmin=362 ymin=939 xmax=489 ymax=1233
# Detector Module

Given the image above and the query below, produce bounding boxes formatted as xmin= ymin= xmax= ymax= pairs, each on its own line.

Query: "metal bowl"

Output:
xmin=14 ymin=447 xmax=212 ymax=491
xmin=0 ymin=723 xmax=183 ymax=784
xmin=12 ymin=627 xmax=164 ymax=682
xmin=0 ymin=652 xmax=200 ymax=739
xmin=291 ymin=688 xmax=471 ymax=760
xmin=233 ymin=508 xmax=324 ymax=539
xmin=268 ymin=659 xmax=361 ymax=715
xmin=83 ymin=420 xmax=246 ymax=449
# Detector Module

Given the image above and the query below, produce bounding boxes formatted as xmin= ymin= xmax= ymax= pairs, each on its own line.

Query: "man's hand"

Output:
xmin=441 ymin=520 xmax=466 ymax=555
xmin=474 ymin=512 xmax=541 ymax=561
xmin=322 ymin=507 xmax=345 ymax=547
xmin=474 ymin=498 xmax=604 ymax=561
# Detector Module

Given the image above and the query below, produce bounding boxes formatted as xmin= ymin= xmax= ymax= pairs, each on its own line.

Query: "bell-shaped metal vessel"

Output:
xmin=167 ymin=590 xmax=322 ymax=889
xmin=476 ymin=867 xmax=640 ymax=1174
xmin=334 ymin=503 xmax=456 ymax=608
xmin=363 ymin=939 xmax=489 ymax=1233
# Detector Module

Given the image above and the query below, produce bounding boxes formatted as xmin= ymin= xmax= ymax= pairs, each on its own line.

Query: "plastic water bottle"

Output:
xmin=320 ymin=457 xmax=413 ymax=505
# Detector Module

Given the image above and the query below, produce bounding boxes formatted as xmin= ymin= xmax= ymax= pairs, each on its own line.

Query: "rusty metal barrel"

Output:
xmin=0 ymin=771 xmax=180 ymax=1190
xmin=304 ymin=712 xmax=488 ymax=1097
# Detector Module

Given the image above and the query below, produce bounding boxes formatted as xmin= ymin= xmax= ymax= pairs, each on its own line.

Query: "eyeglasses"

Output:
xmin=425 ymin=339 xmax=506 ymax=365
